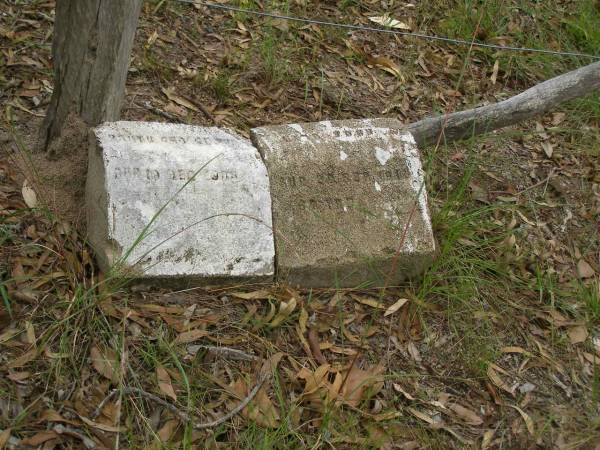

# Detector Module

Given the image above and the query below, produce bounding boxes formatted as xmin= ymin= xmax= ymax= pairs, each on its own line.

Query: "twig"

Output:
xmin=1 ymin=430 xmax=37 ymax=450
xmin=516 ymin=169 xmax=555 ymax=196
xmin=139 ymin=101 xmax=179 ymax=122
xmin=307 ymin=327 xmax=328 ymax=365
xmin=190 ymin=95 xmax=216 ymax=124
xmin=188 ymin=344 xmax=258 ymax=361
xmin=192 ymin=371 xmax=268 ymax=429
xmin=91 ymin=372 xmax=269 ymax=430
xmin=53 ymin=424 xmax=96 ymax=449
xmin=338 ymin=351 xmax=360 ymax=395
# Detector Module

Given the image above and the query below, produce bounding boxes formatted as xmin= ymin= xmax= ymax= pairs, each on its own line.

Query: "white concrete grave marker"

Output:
xmin=86 ymin=121 xmax=275 ymax=284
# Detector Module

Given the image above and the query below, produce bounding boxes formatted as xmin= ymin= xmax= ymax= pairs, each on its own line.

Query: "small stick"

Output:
xmin=338 ymin=351 xmax=360 ymax=394
xmin=2 ymin=430 xmax=37 ymax=450
xmin=307 ymin=328 xmax=328 ymax=365
xmin=516 ymin=169 xmax=555 ymax=196
xmin=190 ymin=96 xmax=216 ymax=124
xmin=53 ymin=424 xmax=96 ymax=449
xmin=139 ymin=101 xmax=179 ymax=122
xmin=92 ymin=372 xmax=269 ymax=430
xmin=190 ymin=345 xmax=258 ymax=361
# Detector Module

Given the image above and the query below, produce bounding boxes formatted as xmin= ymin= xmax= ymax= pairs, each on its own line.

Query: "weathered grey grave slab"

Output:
xmin=86 ymin=121 xmax=275 ymax=284
xmin=251 ymin=118 xmax=435 ymax=287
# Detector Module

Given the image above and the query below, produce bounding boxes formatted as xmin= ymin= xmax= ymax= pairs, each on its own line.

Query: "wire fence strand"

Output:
xmin=172 ymin=0 xmax=600 ymax=60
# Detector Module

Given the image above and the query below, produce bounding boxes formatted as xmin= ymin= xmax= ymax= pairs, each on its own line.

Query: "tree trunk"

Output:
xmin=406 ymin=60 xmax=600 ymax=147
xmin=40 ymin=0 xmax=143 ymax=151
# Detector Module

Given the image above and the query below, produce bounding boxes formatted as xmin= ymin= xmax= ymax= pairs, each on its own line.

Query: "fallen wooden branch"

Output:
xmin=406 ymin=61 xmax=600 ymax=147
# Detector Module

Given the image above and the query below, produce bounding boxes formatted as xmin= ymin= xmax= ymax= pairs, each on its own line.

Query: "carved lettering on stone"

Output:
xmin=86 ymin=121 xmax=275 ymax=283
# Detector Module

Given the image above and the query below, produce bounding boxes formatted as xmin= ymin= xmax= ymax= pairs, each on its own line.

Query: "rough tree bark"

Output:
xmin=40 ymin=0 xmax=143 ymax=151
xmin=406 ymin=60 xmax=600 ymax=147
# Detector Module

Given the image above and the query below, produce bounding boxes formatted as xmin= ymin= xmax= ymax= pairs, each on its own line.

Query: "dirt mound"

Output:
xmin=5 ymin=114 xmax=89 ymax=229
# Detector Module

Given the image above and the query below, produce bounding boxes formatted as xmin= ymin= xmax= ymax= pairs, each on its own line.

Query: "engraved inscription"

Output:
xmin=209 ymin=171 xmax=238 ymax=181
xmin=108 ymin=133 xmax=238 ymax=146
xmin=146 ymin=247 xmax=203 ymax=264
xmin=277 ymin=167 xmax=407 ymax=188
xmin=331 ymin=128 xmax=405 ymax=139
xmin=113 ymin=166 xmax=239 ymax=182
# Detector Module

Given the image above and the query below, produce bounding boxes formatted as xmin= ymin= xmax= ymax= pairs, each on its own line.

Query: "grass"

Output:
xmin=583 ymin=279 xmax=600 ymax=324
xmin=419 ymin=177 xmax=510 ymax=378
xmin=432 ymin=0 xmax=600 ymax=146
xmin=2 ymin=0 xmax=600 ymax=447
xmin=212 ymin=70 xmax=234 ymax=104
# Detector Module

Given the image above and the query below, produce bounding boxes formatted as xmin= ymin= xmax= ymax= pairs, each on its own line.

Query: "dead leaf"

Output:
xmin=161 ymin=87 xmax=199 ymax=112
xmin=469 ymin=181 xmax=488 ymax=203
xmin=329 ymin=345 xmax=358 ymax=356
xmin=367 ymin=55 xmax=404 ymax=79
xmin=567 ymin=325 xmax=588 ymax=345
xmin=341 ymin=364 xmax=385 ymax=407
xmin=510 ymin=405 xmax=534 ymax=435
xmin=535 ymin=121 xmax=548 ymax=139
xmin=490 ymin=60 xmax=500 ymax=84
xmin=231 ymin=290 xmax=271 ymax=300
xmin=7 ymin=348 xmax=37 ymax=369
xmin=19 ymin=431 xmax=57 ymax=446
xmin=25 ymin=321 xmax=36 ymax=347
xmin=146 ymin=30 xmax=158 ymax=46
xmin=79 ymin=415 xmax=124 ymax=433
xmin=38 ymin=409 xmax=78 ymax=425
xmin=393 ymin=383 xmax=415 ymax=401
xmin=299 ymin=363 xmax=331 ymax=399
xmin=407 ymin=407 xmax=435 ymax=425
xmin=260 ymin=351 xmax=284 ymax=377
xmin=164 ymin=101 xmax=187 ymax=117
xmin=157 ymin=419 xmax=179 ymax=443
xmin=351 ymin=294 xmax=386 ymax=309
xmin=157 ymin=365 xmax=177 ymax=401
xmin=487 ymin=364 xmax=514 ymax=396
xmin=269 ymin=297 xmax=296 ymax=327
xmin=174 ymin=328 xmax=208 ymax=344
xmin=373 ymin=410 xmax=402 ymax=421
xmin=583 ymin=352 xmax=600 ymax=364
xmin=90 ymin=345 xmax=119 ymax=383
xmin=369 ymin=14 xmax=411 ymax=30
xmin=0 ymin=429 xmax=11 ymax=449
xmin=22 ymin=179 xmax=37 ymax=208
xmin=552 ymin=112 xmax=566 ymax=126
xmin=501 ymin=346 xmax=529 ymax=355
xmin=541 ymin=141 xmax=553 ymax=158
xmin=249 ymin=387 xmax=280 ymax=428
xmin=407 ymin=342 xmax=421 ymax=363
xmin=384 ymin=298 xmax=409 ymax=317
xmin=308 ymin=328 xmax=328 ymax=365
xmin=577 ymin=259 xmax=595 ymax=279
xmin=232 ymin=377 xmax=280 ymax=428
xmin=7 ymin=371 xmax=30 ymax=383
xmin=448 ymin=403 xmax=483 ymax=426
xmin=298 ymin=307 xmax=308 ymax=334
xmin=481 ymin=429 xmax=495 ymax=449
